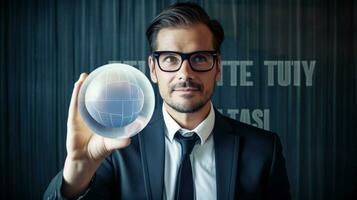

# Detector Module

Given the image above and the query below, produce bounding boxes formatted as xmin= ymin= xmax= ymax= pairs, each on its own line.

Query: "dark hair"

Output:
xmin=146 ymin=2 xmax=224 ymax=53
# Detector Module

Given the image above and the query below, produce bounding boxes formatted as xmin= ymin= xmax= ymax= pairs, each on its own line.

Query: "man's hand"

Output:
xmin=62 ymin=73 xmax=131 ymax=199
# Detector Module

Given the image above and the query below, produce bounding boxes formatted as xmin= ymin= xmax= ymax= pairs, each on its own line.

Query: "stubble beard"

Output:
xmin=165 ymin=87 xmax=215 ymax=114
xmin=165 ymin=94 xmax=209 ymax=113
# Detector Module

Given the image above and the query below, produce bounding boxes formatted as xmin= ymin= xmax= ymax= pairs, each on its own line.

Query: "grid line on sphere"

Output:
xmin=78 ymin=63 xmax=155 ymax=138
xmin=85 ymin=75 xmax=144 ymax=127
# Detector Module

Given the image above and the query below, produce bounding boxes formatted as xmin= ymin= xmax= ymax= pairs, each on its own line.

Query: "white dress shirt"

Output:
xmin=162 ymin=102 xmax=216 ymax=200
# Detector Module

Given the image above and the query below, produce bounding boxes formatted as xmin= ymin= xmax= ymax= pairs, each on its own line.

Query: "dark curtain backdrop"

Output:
xmin=0 ymin=0 xmax=356 ymax=199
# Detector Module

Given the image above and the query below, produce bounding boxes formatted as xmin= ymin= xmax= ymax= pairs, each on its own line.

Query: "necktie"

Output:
xmin=174 ymin=132 xmax=199 ymax=200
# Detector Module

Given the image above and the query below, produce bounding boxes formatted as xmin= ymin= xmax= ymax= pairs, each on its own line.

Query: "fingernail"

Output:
xmin=79 ymin=73 xmax=86 ymax=80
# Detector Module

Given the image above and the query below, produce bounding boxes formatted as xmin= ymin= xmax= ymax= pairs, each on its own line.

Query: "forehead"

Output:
xmin=156 ymin=23 xmax=214 ymax=52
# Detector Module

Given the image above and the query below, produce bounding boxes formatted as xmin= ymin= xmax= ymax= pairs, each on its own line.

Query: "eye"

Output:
xmin=191 ymin=54 xmax=209 ymax=63
xmin=162 ymin=55 xmax=180 ymax=64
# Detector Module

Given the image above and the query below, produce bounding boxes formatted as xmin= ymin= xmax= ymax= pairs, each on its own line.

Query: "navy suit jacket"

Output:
xmin=44 ymin=108 xmax=291 ymax=200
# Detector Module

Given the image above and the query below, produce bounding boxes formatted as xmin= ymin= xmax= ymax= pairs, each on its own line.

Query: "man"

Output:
xmin=44 ymin=2 xmax=291 ymax=200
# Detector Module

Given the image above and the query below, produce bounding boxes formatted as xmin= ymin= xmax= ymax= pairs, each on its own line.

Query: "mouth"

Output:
xmin=174 ymin=87 xmax=200 ymax=92
xmin=171 ymin=80 xmax=203 ymax=94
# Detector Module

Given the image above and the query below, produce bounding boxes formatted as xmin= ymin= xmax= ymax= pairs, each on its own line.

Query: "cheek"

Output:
xmin=205 ymin=75 xmax=217 ymax=89
xmin=156 ymin=73 xmax=172 ymax=94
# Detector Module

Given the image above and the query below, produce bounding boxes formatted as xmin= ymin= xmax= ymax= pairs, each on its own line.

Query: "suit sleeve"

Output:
xmin=42 ymin=169 xmax=69 ymax=200
xmin=265 ymin=134 xmax=291 ymax=200
xmin=43 ymin=156 xmax=118 ymax=200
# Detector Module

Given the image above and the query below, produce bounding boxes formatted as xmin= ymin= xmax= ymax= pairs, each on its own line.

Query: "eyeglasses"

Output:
xmin=152 ymin=51 xmax=218 ymax=72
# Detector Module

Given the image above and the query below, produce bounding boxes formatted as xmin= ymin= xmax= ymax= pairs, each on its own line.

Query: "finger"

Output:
xmin=68 ymin=73 xmax=88 ymax=120
xmin=124 ymin=120 xmax=143 ymax=136
xmin=104 ymin=138 xmax=131 ymax=151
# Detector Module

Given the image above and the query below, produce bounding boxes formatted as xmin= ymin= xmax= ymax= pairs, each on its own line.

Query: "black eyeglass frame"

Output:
xmin=152 ymin=50 xmax=218 ymax=72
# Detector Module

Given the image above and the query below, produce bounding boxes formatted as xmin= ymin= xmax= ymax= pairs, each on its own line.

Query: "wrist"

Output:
xmin=61 ymin=157 xmax=100 ymax=198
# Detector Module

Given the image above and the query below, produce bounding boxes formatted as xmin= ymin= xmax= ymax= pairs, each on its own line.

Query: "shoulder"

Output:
xmin=215 ymin=110 xmax=280 ymax=149
xmin=216 ymin=109 xmax=276 ymax=136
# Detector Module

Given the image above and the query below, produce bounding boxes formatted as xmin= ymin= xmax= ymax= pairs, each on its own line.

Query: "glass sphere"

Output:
xmin=78 ymin=63 xmax=155 ymax=139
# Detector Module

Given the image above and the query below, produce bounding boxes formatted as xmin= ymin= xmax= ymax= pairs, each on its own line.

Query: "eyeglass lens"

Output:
xmin=158 ymin=52 xmax=214 ymax=71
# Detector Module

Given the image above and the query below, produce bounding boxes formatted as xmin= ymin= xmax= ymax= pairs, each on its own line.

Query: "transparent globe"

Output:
xmin=78 ymin=63 xmax=155 ymax=139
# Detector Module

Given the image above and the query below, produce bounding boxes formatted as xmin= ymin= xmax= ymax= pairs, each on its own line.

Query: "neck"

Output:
xmin=164 ymin=101 xmax=211 ymax=130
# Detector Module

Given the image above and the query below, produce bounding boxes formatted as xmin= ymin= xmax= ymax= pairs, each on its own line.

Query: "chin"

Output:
xmin=165 ymin=99 xmax=209 ymax=113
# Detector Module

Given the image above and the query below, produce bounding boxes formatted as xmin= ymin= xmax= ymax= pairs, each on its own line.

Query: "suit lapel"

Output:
xmin=138 ymin=108 xmax=240 ymax=199
xmin=213 ymin=110 xmax=240 ymax=200
xmin=139 ymin=109 xmax=165 ymax=200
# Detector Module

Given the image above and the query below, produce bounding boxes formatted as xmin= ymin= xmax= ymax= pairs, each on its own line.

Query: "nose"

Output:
xmin=177 ymin=59 xmax=194 ymax=79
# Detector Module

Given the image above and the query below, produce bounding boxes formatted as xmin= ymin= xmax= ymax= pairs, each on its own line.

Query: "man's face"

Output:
xmin=148 ymin=23 xmax=221 ymax=113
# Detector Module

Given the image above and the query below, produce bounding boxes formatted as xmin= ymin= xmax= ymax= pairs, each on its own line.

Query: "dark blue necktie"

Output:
xmin=174 ymin=132 xmax=199 ymax=200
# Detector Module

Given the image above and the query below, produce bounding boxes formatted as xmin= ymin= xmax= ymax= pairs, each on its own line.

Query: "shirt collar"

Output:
xmin=162 ymin=102 xmax=215 ymax=145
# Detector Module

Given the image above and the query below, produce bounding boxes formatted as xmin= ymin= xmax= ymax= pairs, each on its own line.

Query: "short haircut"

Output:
xmin=146 ymin=2 xmax=224 ymax=53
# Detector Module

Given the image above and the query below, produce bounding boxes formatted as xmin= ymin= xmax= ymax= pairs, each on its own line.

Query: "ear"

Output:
xmin=215 ymin=56 xmax=221 ymax=82
xmin=148 ymin=56 xmax=158 ymax=83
